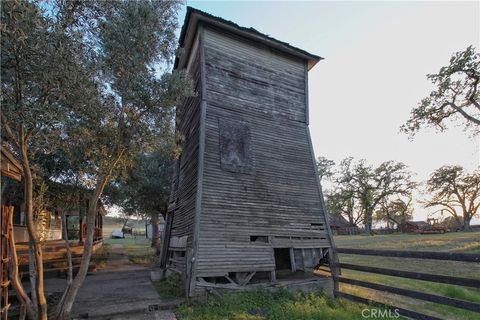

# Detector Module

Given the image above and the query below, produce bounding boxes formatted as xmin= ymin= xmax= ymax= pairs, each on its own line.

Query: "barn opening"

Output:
xmin=274 ymin=248 xmax=292 ymax=271
xmin=250 ymin=235 xmax=268 ymax=243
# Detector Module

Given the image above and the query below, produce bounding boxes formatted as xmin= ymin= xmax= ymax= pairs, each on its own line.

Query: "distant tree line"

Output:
xmin=320 ymin=45 xmax=480 ymax=234
xmin=318 ymin=157 xmax=479 ymax=233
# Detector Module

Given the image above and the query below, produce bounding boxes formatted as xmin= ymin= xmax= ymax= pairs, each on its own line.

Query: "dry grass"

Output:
xmin=334 ymin=231 xmax=480 ymax=320
xmin=334 ymin=231 xmax=480 ymax=253
xmin=91 ymin=243 xmax=111 ymax=269
xmin=104 ymin=236 xmax=157 ymax=267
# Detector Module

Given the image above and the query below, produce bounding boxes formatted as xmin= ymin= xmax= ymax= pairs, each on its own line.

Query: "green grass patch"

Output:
xmin=105 ymin=236 xmax=157 ymax=266
xmin=153 ymin=273 xmax=185 ymax=299
xmin=91 ymin=243 xmax=110 ymax=269
xmin=124 ymin=239 xmax=157 ymax=266
xmin=176 ymin=289 xmax=396 ymax=320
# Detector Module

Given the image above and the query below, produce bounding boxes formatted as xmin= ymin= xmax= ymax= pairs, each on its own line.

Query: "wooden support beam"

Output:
xmin=270 ymin=270 xmax=276 ymax=282
xmin=289 ymin=247 xmax=296 ymax=272
xmin=225 ymin=275 xmax=236 ymax=285
xmin=235 ymin=272 xmax=256 ymax=286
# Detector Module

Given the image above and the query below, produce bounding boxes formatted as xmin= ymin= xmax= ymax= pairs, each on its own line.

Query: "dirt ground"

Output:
xmin=44 ymin=243 xmax=181 ymax=319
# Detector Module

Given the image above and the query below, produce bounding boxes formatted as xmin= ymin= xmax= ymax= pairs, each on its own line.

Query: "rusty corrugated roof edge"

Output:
xmin=174 ymin=6 xmax=323 ymax=70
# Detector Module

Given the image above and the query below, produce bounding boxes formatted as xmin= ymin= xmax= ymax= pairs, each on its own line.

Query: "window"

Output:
xmin=250 ymin=235 xmax=269 ymax=243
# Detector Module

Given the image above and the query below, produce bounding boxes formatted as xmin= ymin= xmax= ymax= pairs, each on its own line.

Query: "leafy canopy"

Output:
xmin=320 ymin=157 xmax=415 ymax=231
xmin=402 ymin=46 xmax=480 ymax=135
xmin=424 ymin=165 xmax=480 ymax=229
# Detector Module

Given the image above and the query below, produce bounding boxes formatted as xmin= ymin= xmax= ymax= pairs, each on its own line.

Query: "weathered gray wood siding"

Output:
xmin=194 ymin=27 xmax=330 ymax=278
xmin=169 ymin=47 xmax=202 ymax=260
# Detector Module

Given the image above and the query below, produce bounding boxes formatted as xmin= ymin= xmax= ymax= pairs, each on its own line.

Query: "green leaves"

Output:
xmin=402 ymin=45 xmax=480 ymax=136
xmin=316 ymin=156 xmax=335 ymax=181
xmin=321 ymin=157 xmax=415 ymax=231
xmin=1 ymin=0 xmax=193 ymax=210
xmin=104 ymin=148 xmax=174 ymax=218
xmin=424 ymin=165 xmax=480 ymax=229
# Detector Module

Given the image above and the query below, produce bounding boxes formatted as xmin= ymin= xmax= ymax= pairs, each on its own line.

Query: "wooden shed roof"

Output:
xmin=328 ymin=214 xmax=355 ymax=228
xmin=175 ymin=7 xmax=323 ymax=71
xmin=1 ymin=145 xmax=22 ymax=181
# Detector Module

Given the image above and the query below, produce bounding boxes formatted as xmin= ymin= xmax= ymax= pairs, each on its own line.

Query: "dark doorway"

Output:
xmin=274 ymin=248 xmax=291 ymax=271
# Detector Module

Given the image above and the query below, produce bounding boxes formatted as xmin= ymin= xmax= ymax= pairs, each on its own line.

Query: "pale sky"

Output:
xmin=175 ymin=1 xmax=480 ymax=222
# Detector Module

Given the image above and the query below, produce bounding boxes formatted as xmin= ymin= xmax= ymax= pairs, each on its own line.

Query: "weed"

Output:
xmin=153 ymin=273 xmax=185 ymax=299
xmin=175 ymin=289 xmax=394 ymax=320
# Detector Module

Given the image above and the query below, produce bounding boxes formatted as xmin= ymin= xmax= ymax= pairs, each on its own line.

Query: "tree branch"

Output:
xmin=442 ymin=102 xmax=480 ymax=125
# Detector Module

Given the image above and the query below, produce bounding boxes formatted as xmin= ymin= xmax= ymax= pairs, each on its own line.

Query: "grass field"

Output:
xmin=334 ymin=232 xmax=480 ymax=320
xmin=102 ymin=216 xmax=156 ymax=266
xmin=176 ymin=289 xmax=395 ymax=320
xmin=102 ymin=216 xmax=147 ymax=239
xmin=103 ymin=236 xmax=157 ymax=267
xmin=100 ymin=217 xmax=479 ymax=319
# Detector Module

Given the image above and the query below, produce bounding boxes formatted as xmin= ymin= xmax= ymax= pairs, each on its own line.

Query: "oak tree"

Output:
xmin=424 ymin=166 xmax=480 ymax=231
xmin=336 ymin=158 xmax=415 ymax=233
xmin=402 ymin=46 xmax=480 ymax=135
xmin=374 ymin=196 xmax=414 ymax=230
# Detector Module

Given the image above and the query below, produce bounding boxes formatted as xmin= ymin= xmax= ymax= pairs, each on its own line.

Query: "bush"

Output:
xmin=153 ymin=273 xmax=185 ymax=299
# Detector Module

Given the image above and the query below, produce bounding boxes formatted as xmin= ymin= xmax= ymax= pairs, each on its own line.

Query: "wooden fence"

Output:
xmin=1 ymin=206 xmax=13 ymax=320
xmin=333 ymin=248 xmax=480 ymax=320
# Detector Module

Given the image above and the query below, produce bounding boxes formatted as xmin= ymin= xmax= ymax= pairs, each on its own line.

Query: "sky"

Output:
xmin=175 ymin=1 xmax=480 ymax=222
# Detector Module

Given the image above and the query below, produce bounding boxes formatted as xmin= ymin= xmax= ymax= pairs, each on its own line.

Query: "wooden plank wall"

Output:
xmin=169 ymin=47 xmax=203 ymax=266
xmin=193 ymin=27 xmax=330 ymax=278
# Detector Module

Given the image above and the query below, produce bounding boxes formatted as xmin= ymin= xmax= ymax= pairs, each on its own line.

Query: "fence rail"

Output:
xmin=335 ymin=291 xmax=442 ymax=320
xmin=336 ymin=247 xmax=480 ymax=262
xmin=334 ymin=247 xmax=480 ymax=319
xmin=337 ymin=262 xmax=480 ymax=288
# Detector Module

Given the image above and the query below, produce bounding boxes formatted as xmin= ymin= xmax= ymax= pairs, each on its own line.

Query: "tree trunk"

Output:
xmin=54 ymin=212 xmax=73 ymax=316
xmin=151 ymin=214 xmax=160 ymax=253
xmin=7 ymin=206 xmax=37 ymax=320
xmin=54 ymin=176 xmax=108 ymax=320
xmin=21 ymin=139 xmax=48 ymax=320
xmin=122 ymin=218 xmax=129 ymax=232
xmin=364 ymin=209 xmax=373 ymax=234
xmin=463 ymin=216 xmax=471 ymax=231
xmin=28 ymin=240 xmax=38 ymax=316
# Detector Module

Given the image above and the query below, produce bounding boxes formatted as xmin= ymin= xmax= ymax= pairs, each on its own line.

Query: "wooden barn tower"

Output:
xmin=160 ymin=7 xmax=336 ymax=297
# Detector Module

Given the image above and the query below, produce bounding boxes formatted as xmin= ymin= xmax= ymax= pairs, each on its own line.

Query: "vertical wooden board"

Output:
xmin=289 ymin=248 xmax=296 ymax=272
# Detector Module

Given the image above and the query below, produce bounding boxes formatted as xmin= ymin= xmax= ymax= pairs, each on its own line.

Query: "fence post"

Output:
xmin=1 ymin=206 xmax=11 ymax=320
xmin=328 ymin=247 xmax=340 ymax=294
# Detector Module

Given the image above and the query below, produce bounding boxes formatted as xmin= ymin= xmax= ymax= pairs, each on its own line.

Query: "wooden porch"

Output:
xmin=15 ymin=238 xmax=104 ymax=266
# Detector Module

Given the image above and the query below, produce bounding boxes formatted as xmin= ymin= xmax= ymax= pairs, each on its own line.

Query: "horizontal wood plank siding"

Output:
xmin=203 ymin=28 xmax=306 ymax=123
xmin=193 ymin=27 xmax=330 ymax=278
xmin=170 ymin=47 xmax=202 ymax=256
